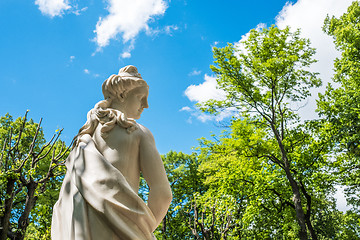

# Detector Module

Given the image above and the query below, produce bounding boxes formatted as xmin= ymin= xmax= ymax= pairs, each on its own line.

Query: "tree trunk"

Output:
xmin=284 ymin=171 xmax=308 ymax=240
xmin=162 ymin=215 xmax=167 ymax=239
xmin=15 ymin=181 xmax=38 ymax=240
xmin=305 ymin=216 xmax=317 ymax=240
xmin=0 ymin=178 xmax=16 ymax=240
xmin=300 ymin=181 xmax=317 ymax=240
xmin=271 ymin=125 xmax=308 ymax=239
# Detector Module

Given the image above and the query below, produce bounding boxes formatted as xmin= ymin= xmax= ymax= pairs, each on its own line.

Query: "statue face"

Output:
xmin=122 ymin=86 xmax=149 ymax=119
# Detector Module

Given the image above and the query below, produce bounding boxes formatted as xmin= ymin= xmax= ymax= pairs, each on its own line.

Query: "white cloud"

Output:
xmin=164 ymin=25 xmax=179 ymax=35
xmin=199 ymin=109 xmax=235 ymax=122
xmin=193 ymin=108 xmax=235 ymax=123
xmin=180 ymin=105 xmax=234 ymax=123
xmin=145 ymin=27 xmax=160 ymax=37
xmin=73 ymin=6 xmax=88 ymax=16
xmin=83 ymin=69 xmax=101 ymax=78
xmin=185 ymin=74 xmax=226 ymax=103
xmin=334 ymin=186 xmax=351 ymax=212
xmin=184 ymin=75 xmax=231 ymax=122
xmin=180 ymin=106 xmax=192 ymax=112
xmin=188 ymin=69 xmax=202 ymax=76
xmin=275 ymin=0 xmax=353 ymax=120
xmin=234 ymin=23 xmax=266 ymax=57
xmin=69 ymin=55 xmax=75 ymax=62
xmin=35 ymin=0 xmax=71 ymax=18
xmin=94 ymin=0 xmax=167 ymax=50
xmin=121 ymin=52 xmax=131 ymax=59
xmin=119 ymin=39 xmax=135 ymax=59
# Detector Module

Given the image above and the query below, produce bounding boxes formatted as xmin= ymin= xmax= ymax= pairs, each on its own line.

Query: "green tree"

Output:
xmin=0 ymin=112 xmax=70 ymax=240
xmin=197 ymin=117 xmax=357 ymax=239
xmin=140 ymin=151 xmax=204 ymax=239
xmin=162 ymin=151 xmax=204 ymax=239
xmin=158 ymin=150 xmax=242 ymax=240
xmin=319 ymin=0 xmax=360 ymax=212
xmin=200 ymin=25 xmax=333 ymax=239
xmin=197 ymin=118 xmax=296 ymax=239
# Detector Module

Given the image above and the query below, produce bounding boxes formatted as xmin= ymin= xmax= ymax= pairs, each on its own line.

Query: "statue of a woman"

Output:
xmin=51 ymin=66 xmax=172 ymax=240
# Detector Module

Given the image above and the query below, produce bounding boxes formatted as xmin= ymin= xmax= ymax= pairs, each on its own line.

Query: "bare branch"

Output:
xmin=32 ymin=129 xmax=59 ymax=165
xmin=10 ymin=110 xmax=28 ymax=152
xmin=5 ymin=128 xmax=13 ymax=169
xmin=257 ymin=154 xmax=285 ymax=169
xmin=38 ymin=139 xmax=71 ymax=185
xmin=25 ymin=118 xmax=43 ymax=169
xmin=0 ymin=137 xmax=8 ymax=167
xmin=33 ymin=132 xmax=61 ymax=166
xmin=54 ymin=141 xmax=65 ymax=159
xmin=13 ymin=154 xmax=31 ymax=174
xmin=54 ymin=138 xmax=74 ymax=162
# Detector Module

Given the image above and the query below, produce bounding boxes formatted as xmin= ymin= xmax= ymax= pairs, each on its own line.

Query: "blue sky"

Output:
xmin=0 ymin=0 xmax=354 ymax=156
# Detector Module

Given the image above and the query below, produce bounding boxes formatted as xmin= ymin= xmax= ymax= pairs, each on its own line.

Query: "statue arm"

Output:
xmin=139 ymin=127 xmax=172 ymax=231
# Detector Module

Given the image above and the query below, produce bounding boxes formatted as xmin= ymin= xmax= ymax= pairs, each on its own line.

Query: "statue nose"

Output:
xmin=142 ymin=99 xmax=149 ymax=108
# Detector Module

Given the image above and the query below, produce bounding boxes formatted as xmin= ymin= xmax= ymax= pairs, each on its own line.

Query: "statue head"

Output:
xmin=74 ymin=65 xmax=148 ymax=146
xmin=102 ymin=65 xmax=148 ymax=101
xmin=102 ymin=65 xmax=149 ymax=119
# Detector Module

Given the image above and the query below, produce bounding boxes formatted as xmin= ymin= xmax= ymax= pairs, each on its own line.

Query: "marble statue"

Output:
xmin=51 ymin=66 xmax=172 ymax=240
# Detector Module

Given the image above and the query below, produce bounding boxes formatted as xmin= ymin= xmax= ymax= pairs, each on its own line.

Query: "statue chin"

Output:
xmin=126 ymin=113 xmax=140 ymax=120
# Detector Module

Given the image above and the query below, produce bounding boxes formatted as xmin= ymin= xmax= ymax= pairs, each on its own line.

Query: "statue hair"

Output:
xmin=73 ymin=66 xmax=148 ymax=147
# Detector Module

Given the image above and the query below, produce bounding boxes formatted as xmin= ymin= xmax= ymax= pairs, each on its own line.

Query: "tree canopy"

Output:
xmin=0 ymin=112 xmax=70 ymax=240
xmin=318 ymin=0 xmax=360 ymax=213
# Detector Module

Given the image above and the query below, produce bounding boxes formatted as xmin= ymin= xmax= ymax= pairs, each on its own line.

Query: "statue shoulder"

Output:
xmin=136 ymin=123 xmax=155 ymax=142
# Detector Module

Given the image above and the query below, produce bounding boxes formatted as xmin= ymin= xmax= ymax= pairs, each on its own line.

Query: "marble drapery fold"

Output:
xmin=51 ymin=134 xmax=157 ymax=240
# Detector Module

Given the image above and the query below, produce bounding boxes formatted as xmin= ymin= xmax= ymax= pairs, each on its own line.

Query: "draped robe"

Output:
xmin=51 ymin=134 xmax=157 ymax=240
